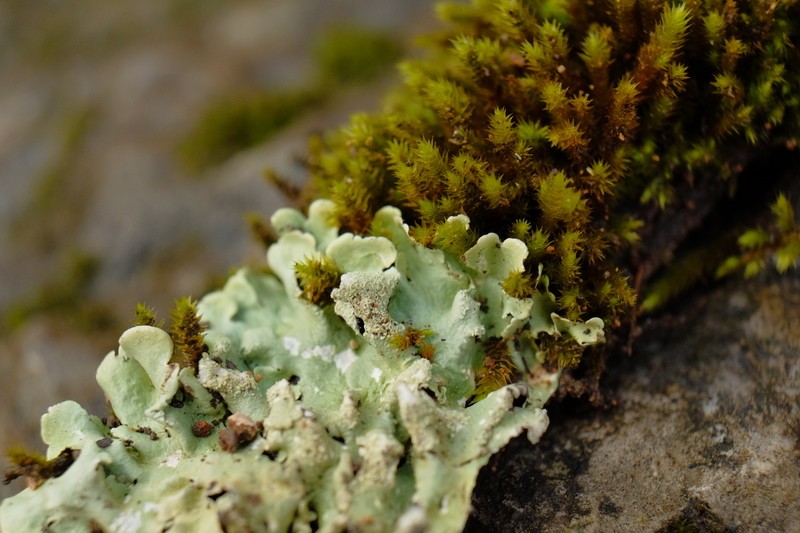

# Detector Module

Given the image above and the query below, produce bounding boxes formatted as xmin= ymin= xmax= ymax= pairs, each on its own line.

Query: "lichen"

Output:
xmin=0 ymin=201 xmax=600 ymax=532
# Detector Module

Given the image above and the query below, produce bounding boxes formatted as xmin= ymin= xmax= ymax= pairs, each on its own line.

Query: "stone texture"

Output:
xmin=468 ymin=271 xmax=800 ymax=532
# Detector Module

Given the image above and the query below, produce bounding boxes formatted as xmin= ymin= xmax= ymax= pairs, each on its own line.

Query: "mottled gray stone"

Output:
xmin=468 ymin=272 xmax=800 ymax=532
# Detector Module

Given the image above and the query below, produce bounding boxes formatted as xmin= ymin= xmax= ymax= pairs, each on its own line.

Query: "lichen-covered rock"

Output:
xmin=0 ymin=200 xmax=604 ymax=532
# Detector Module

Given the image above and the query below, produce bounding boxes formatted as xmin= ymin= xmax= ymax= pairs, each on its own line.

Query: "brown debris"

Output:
xmin=219 ymin=413 xmax=261 ymax=452
xmin=3 ymin=448 xmax=78 ymax=490
xmin=192 ymin=420 xmax=214 ymax=438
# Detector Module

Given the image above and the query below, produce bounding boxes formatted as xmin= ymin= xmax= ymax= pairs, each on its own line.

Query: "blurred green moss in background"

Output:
xmin=179 ymin=27 xmax=404 ymax=172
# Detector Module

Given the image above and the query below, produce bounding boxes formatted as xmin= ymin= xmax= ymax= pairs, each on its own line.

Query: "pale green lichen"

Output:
xmin=1 ymin=200 xmax=604 ymax=532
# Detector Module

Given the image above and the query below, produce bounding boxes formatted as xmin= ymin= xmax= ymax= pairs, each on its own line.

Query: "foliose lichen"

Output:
xmin=0 ymin=200 xmax=602 ymax=532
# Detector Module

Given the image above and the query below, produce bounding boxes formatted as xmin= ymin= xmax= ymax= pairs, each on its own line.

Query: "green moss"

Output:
xmin=168 ymin=296 xmax=207 ymax=369
xmin=309 ymin=0 xmax=800 ymax=373
xmin=3 ymin=448 xmax=76 ymax=490
xmin=501 ymin=270 xmax=536 ymax=299
xmin=314 ymin=26 xmax=403 ymax=86
xmin=717 ymin=193 xmax=800 ymax=279
xmin=179 ymin=27 xmax=403 ymax=172
xmin=133 ymin=302 xmax=160 ymax=327
xmin=179 ymin=89 xmax=323 ymax=171
xmin=470 ymin=337 xmax=517 ymax=403
xmin=294 ymin=255 xmax=341 ymax=305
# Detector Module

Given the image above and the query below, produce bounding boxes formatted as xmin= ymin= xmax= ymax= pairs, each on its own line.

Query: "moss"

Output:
xmin=717 ymin=192 xmax=800 ymax=279
xmin=179 ymin=27 xmax=403 ymax=172
xmin=314 ymin=26 xmax=404 ymax=86
xmin=470 ymin=337 xmax=517 ymax=404
xmin=3 ymin=448 xmax=77 ymax=490
xmin=388 ymin=326 xmax=436 ymax=359
xmin=308 ymin=0 xmax=800 ymax=377
xmin=133 ymin=302 xmax=160 ymax=327
xmin=179 ymin=89 xmax=323 ymax=171
xmin=294 ymin=255 xmax=341 ymax=305
xmin=168 ymin=296 xmax=207 ymax=369
xmin=501 ymin=271 xmax=536 ymax=299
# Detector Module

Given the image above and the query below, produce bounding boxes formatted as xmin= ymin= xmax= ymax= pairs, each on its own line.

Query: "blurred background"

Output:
xmin=0 ymin=0 xmax=438 ymax=499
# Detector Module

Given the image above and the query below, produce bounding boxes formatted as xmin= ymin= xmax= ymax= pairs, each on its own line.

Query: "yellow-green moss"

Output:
xmin=308 ymin=0 xmax=800 ymax=372
xmin=179 ymin=27 xmax=403 ymax=171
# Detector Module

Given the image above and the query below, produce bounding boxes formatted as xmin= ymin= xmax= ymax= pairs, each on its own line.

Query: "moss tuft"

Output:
xmin=133 ymin=302 xmax=159 ymax=327
xmin=168 ymin=296 xmax=207 ymax=369
xmin=308 ymin=0 xmax=800 ymax=374
xmin=294 ymin=255 xmax=341 ymax=306
xmin=470 ymin=337 xmax=517 ymax=404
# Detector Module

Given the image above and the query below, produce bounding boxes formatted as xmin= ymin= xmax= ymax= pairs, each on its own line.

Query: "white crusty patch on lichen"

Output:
xmin=334 ymin=348 xmax=358 ymax=373
xmin=301 ymin=344 xmax=336 ymax=361
xmin=110 ymin=511 xmax=142 ymax=533
xmin=161 ymin=452 xmax=181 ymax=468
xmin=283 ymin=336 xmax=301 ymax=356
xmin=198 ymin=358 xmax=257 ymax=394
xmin=332 ymin=269 xmax=403 ymax=339
xmin=355 ymin=430 xmax=404 ymax=486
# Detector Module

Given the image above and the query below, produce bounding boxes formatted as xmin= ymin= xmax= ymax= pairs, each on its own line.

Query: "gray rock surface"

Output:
xmin=468 ymin=272 xmax=800 ymax=532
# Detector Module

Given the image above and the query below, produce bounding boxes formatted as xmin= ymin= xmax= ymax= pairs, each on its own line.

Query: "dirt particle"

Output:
xmin=192 ymin=421 xmax=214 ymax=438
xmin=219 ymin=412 xmax=260 ymax=452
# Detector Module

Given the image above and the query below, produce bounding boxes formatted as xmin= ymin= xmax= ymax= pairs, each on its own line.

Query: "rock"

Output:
xmin=468 ymin=271 xmax=800 ymax=532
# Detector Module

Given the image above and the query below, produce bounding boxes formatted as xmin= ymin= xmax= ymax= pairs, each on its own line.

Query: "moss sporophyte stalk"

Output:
xmin=2 ymin=0 xmax=800 ymax=531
